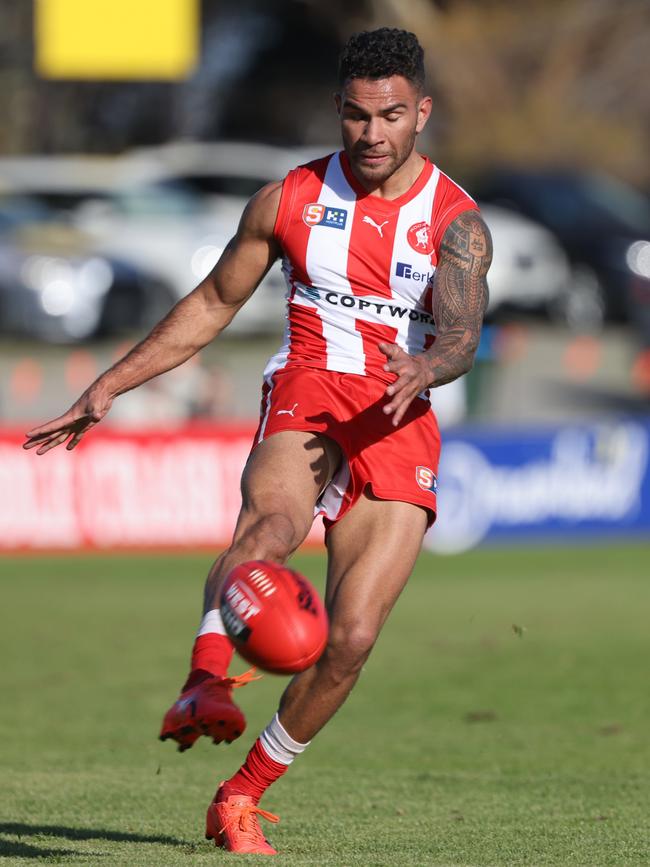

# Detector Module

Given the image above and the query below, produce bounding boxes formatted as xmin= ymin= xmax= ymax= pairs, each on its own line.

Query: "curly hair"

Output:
xmin=338 ymin=28 xmax=425 ymax=91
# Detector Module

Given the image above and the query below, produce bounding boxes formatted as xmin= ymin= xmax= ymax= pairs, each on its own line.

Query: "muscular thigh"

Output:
xmin=325 ymin=491 xmax=428 ymax=636
xmin=234 ymin=431 xmax=340 ymax=547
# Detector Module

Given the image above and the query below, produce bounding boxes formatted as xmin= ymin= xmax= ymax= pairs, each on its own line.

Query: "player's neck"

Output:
xmin=353 ymin=150 xmax=425 ymax=200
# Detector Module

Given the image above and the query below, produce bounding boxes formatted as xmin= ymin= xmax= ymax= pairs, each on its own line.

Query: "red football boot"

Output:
xmin=159 ymin=669 xmax=260 ymax=752
xmin=206 ymin=783 xmax=279 ymax=855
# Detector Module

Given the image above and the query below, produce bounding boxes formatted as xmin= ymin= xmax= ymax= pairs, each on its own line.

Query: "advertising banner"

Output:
xmin=425 ymin=419 xmax=650 ymax=553
xmin=0 ymin=425 xmax=328 ymax=551
xmin=1 ymin=419 xmax=649 ymax=553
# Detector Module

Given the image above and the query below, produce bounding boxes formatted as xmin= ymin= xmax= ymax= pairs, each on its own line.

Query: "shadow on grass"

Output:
xmin=0 ymin=822 xmax=188 ymax=859
xmin=0 ymin=838 xmax=93 ymax=860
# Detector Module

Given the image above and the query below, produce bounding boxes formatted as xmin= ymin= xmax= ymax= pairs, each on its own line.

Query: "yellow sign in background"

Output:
xmin=35 ymin=0 xmax=199 ymax=80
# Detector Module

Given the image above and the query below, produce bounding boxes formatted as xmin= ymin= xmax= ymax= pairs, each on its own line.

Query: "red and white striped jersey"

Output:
xmin=265 ymin=150 xmax=478 ymax=383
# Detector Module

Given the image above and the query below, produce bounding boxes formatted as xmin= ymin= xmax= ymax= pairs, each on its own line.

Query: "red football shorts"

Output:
xmin=252 ymin=366 xmax=441 ymax=530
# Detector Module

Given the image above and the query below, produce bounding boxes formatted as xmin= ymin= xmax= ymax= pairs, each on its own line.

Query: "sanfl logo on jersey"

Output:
xmin=302 ymin=203 xmax=348 ymax=230
xmin=407 ymin=221 xmax=434 ymax=255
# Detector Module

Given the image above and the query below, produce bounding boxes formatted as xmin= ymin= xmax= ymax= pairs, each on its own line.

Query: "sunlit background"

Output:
xmin=1 ymin=0 xmax=649 ymax=555
xmin=1 ymin=4 xmax=650 ymax=864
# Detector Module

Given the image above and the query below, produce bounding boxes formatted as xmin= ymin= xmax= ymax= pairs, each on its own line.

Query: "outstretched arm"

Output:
xmin=379 ymin=209 xmax=492 ymax=425
xmin=24 ymin=181 xmax=282 ymax=453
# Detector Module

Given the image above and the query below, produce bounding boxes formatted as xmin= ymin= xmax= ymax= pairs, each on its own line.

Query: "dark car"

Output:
xmin=472 ymin=169 xmax=650 ymax=332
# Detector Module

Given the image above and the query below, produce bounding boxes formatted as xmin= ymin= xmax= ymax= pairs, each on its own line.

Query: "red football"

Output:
xmin=220 ymin=561 xmax=329 ymax=675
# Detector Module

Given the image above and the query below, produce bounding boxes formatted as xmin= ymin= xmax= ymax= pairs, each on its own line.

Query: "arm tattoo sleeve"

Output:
xmin=425 ymin=210 xmax=492 ymax=387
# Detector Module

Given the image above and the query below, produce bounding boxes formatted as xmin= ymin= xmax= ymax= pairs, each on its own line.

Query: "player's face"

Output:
xmin=336 ymin=76 xmax=432 ymax=186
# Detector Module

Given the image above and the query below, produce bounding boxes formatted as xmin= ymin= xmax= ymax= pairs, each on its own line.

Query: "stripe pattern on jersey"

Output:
xmin=266 ymin=151 xmax=478 ymax=384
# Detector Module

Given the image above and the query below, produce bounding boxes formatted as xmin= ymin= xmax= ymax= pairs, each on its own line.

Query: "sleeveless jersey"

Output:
xmin=265 ymin=150 xmax=478 ymax=384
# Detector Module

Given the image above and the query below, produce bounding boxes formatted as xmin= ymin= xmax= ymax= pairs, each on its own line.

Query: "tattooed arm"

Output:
xmin=427 ymin=210 xmax=492 ymax=385
xmin=379 ymin=210 xmax=492 ymax=425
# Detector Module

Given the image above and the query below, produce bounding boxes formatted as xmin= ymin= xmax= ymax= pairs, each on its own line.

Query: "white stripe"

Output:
xmin=260 ymin=713 xmax=310 ymax=765
xmin=316 ymin=456 xmax=351 ymax=521
xmin=305 ymin=154 xmax=365 ymax=375
xmin=262 ymin=269 xmax=292 ymax=380
xmin=256 ymin=374 xmax=275 ymax=444
xmin=291 ymin=281 xmax=434 ymax=331
xmin=389 ymin=166 xmax=439 ymax=356
xmin=197 ymin=608 xmax=227 ymax=637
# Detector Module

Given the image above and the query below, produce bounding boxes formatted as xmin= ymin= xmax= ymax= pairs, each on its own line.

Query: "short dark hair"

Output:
xmin=338 ymin=28 xmax=425 ymax=91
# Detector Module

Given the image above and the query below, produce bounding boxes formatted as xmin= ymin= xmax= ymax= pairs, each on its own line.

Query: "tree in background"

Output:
xmin=0 ymin=0 xmax=648 ymax=188
xmin=368 ymin=0 xmax=650 ymax=185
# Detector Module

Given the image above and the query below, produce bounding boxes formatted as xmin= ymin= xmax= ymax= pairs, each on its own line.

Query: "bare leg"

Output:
xmin=159 ymin=430 xmax=343 ymax=749
xmin=277 ymin=491 xmax=428 ymax=743
xmin=202 ymin=431 xmax=341 ymax=612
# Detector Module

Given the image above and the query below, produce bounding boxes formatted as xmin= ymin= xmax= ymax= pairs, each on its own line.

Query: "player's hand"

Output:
xmin=22 ymin=383 xmax=114 ymax=455
xmin=378 ymin=342 xmax=431 ymax=427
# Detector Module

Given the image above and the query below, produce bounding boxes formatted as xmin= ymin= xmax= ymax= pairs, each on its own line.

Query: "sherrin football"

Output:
xmin=220 ymin=560 xmax=329 ymax=675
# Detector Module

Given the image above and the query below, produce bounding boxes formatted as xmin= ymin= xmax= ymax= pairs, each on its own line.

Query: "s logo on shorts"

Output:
xmin=415 ymin=466 xmax=437 ymax=492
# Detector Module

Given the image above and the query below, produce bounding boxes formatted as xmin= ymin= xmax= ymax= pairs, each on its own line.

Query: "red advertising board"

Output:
xmin=0 ymin=426 xmax=324 ymax=551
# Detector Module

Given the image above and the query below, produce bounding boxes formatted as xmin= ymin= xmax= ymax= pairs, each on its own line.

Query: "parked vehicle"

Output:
xmin=473 ymin=169 xmax=650 ymax=330
xmin=0 ymin=147 xmax=576 ymax=336
xmin=480 ymin=205 xmax=570 ymax=318
xmin=0 ymin=195 xmax=176 ymax=343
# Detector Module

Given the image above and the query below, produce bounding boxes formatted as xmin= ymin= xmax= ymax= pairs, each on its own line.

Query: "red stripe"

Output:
xmin=355 ymin=321 xmax=398 ymax=380
xmin=281 ymin=156 xmax=330 ymax=287
xmin=430 ymin=171 xmax=479 ymax=252
xmin=287 ymin=305 xmax=328 ymax=365
xmin=255 ymin=377 xmax=274 ymax=443
xmin=423 ymin=282 xmax=434 ymax=313
xmin=423 ymin=333 xmax=436 ymax=352
xmin=279 ymin=157 xmax=331 ymax=367
xmin=346 ymin=202 xmax=398 ymax=300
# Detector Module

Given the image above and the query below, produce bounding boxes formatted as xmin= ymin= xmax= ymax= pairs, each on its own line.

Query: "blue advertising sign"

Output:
xmin=424 ymin=419 xmax=650 ymax=553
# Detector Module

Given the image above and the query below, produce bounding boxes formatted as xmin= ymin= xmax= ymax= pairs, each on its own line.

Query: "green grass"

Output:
xmin=1 ymin=544 xmax=649 ymax=866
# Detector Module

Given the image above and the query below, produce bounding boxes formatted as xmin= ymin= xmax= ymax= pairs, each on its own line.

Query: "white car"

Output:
xmin=480 ymin=204 xmax=570 ymax=316
xmin=1 ymin=146 xmax=571 ymax=334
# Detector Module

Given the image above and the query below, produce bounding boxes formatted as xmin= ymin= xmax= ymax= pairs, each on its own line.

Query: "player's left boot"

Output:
xmin=205 ymin=782 xmax=279 ymax=855
xmin=159 ymin=669 xmax=259 ymax=752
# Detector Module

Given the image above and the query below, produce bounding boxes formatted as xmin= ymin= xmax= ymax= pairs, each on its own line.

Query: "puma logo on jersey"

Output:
xmin=276 ymin=403 xmax=298 ymax=417
xmin=362 ymin=215 xmax=389 ymax=238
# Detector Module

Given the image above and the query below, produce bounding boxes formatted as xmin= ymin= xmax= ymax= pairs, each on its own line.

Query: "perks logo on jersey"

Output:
xmin=396 ymin=262 xmax=434 ymax=283
xmin=302 ymin=203 xmax=348 ymax=230
xmin=416 ymin=466 xmax=438 ymax=493
xmin=407 ymin=221 xmax=434 ymax=255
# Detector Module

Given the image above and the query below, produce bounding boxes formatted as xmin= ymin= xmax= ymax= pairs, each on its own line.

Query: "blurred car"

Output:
xmin=480 ymin=204 xmax=570 ymax=318
xmin=120 ymin=144 xmax=572 ymax=325
xmin=0 ymin=147 xmax=574 ymax=337
xmin=71 ymin=181 xmax=288 ymax=334
xmin=0 ymin=195 xmax=176 ymax=343
xmin=473 ymin=169 xmax=650 ymax=329
xmin=0 ymin=152 xmax=292 ymax=335
xmin=126 ymin=140 xmax=325 ymax=200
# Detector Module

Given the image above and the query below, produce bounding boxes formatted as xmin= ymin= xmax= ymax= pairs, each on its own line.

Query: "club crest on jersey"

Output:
xmin=302 ymin=203 xmax=348 ymax=230
xmin=407 ymin=221 xmax=434 ymax=255
xmin=415 ymin=466 xmax=438 ymax=492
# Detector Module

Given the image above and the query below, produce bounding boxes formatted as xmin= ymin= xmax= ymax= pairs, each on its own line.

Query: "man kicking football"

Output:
xmin=24 ymin=28 xmax=491 ymax=855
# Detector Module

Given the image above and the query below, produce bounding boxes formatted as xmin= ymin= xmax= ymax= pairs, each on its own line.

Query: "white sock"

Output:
xmin=197 ymin=608 xmax=227 ymax=637
xmin=259 ymin=713 xmax=310 ymax=766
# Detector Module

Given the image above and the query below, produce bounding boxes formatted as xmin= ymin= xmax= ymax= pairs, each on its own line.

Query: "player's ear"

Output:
xmin=334 ymin=92 xmax=342 ymax=116
xmin=415 ymin=95 xmax=432 ymax=134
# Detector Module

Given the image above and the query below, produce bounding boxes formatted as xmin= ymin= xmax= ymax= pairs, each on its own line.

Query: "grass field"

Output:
xmin=1 ymin=544 xmax=649 ymax=866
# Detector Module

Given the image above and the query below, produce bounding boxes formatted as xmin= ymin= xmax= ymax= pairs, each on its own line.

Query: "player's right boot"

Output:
xmin=159 ymin=669 xmax=259 ymax=752
xmin=205 ymin=783 xmax=279 ymax=855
